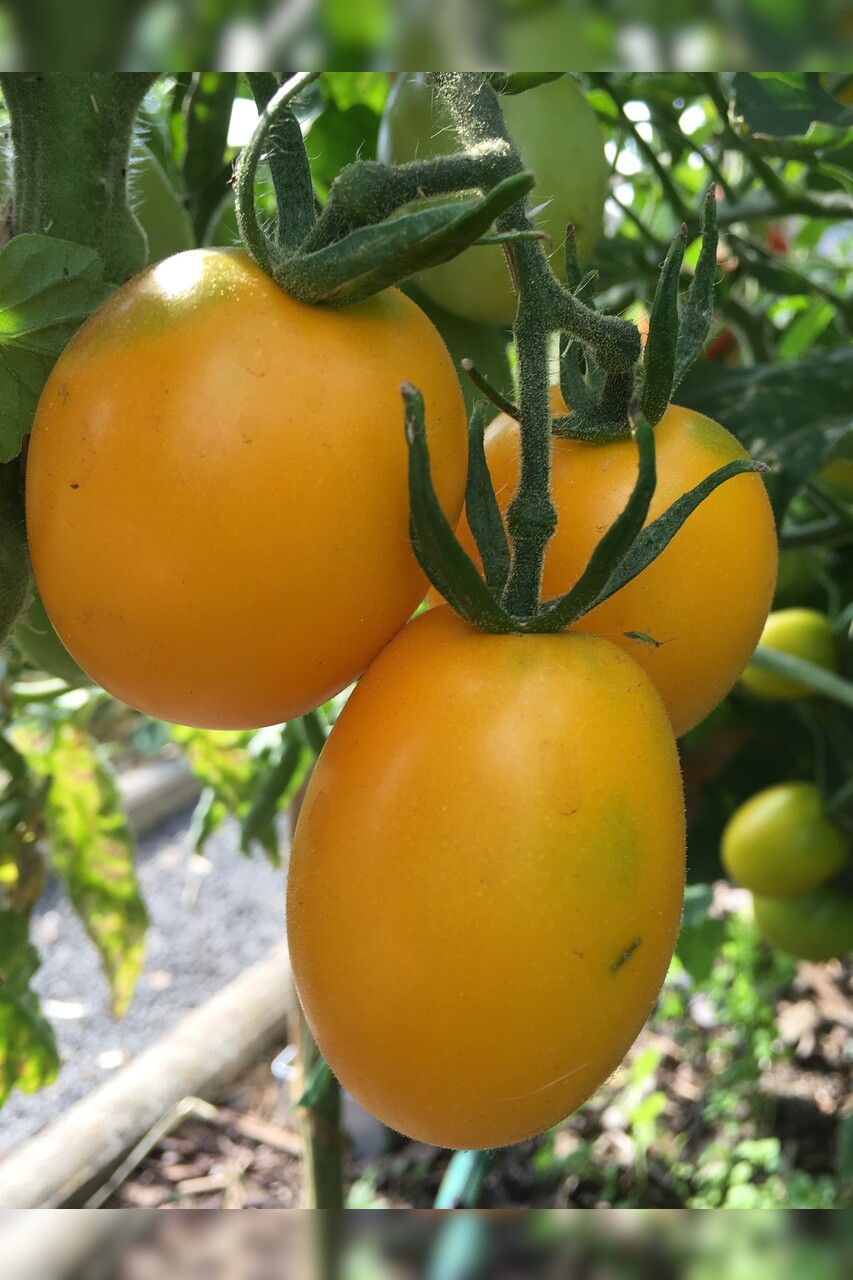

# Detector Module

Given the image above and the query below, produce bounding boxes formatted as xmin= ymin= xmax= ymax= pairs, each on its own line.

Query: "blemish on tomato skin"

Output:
xmin=611 ymin=937 xmax=641 ymax=974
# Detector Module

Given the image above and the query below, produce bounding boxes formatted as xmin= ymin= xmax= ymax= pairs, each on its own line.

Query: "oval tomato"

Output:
xmin=740 ymin=608 xmax=838 ymax=700
xmin=26 ymin=249 xmax=467 ymax=728
xmin=752 ymin=885 xmax=853 ymax=963
xmin=721 ymin=782 xmax=849 ymax=899
xmin=287 ymin=606 xmax=686 ymax=1150
xmin=431 ymin=397 xmax=777 ymax=737
xmin=378 ymin=74 xmax=610 ymax=326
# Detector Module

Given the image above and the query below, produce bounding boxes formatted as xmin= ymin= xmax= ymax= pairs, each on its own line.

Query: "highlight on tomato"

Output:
xmin=430 ymin=393 xmax=778 ymax=737
xmin=721 ymin=782 xmax=850 ymax=900
xmin=25 ymin=248 xmax=468 ymax=729
xmin=287 ymin=606 xmax=686 ymax=1151
xmin=740 ymin=608 xmax=838 ymax=701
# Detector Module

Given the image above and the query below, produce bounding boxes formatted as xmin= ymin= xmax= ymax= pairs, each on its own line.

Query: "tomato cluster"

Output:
xmin=22 ymin=79 xmax=792 ymax=1151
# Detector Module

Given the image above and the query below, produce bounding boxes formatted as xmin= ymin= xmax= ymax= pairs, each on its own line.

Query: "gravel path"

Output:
xmin=0 ymin=808 xmax=288 ymax=1158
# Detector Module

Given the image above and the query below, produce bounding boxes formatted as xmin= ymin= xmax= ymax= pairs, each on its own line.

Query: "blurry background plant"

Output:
xmin=0 ymin=0 xmax=852 ymax=70
xmin=0 ymin=70 xmax=851 ymax=1210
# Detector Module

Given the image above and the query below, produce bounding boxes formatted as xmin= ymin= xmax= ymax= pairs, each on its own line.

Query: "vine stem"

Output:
xmin=235 ymin=71 xmax=320 ymax=274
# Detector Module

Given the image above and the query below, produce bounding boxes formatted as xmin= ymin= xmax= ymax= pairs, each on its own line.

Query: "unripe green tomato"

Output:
xmin=15 ymin=588 xmax=91 ymax=685
xmin=740 ymin=608 xmax=838 ymax=700
xmin=721 ymin=782 xmax=849 ymax=899
xmin=377 ymin=74 xmax=610 ymax=325
xmin=752 ymin=885 xmax=853 ymax=962
xmin=772 ymin=548 xmax=827 ymax=609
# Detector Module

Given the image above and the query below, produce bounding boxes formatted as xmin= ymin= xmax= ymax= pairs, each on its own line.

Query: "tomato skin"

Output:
xmin=26 ymin=249 xmax=467 ymax=728
xmin=431 ymin=399 xmax=777 ymax=737
xmin=378 ymin=74 xmax=610 ymax=325
xmin=740 ymin=608 xmax=838 ymax=700
xmin=753 ymin=885 xmax=853 ymax=963
xmin=287 ymin=606 xmax=686 ymax=1150
xmin=721 ymin=782 xmax=849 ymax=900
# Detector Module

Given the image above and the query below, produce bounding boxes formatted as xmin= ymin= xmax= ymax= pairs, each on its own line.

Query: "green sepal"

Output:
xmin=465 ymin=401 xmax=511 ymax=596
xmin=486 ymin=73 xmax=566 ymax=96
xmin=404 ymin=383 xmax=514 ymax=632
xmin=640 ymin=225 xmax=688 ymax=425
xmin=674 ymin=188 xmax=719 ymax=388
xmin=529 ymin=416 xmax=657 ymax=631
xmin=276 ymin=170 xmax=535 ymax=305
xmin=595 ymin=458 xmax=767 ymax=608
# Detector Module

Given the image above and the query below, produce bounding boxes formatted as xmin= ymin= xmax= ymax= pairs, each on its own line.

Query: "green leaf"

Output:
xmin=25 ymin=724 xmax=147 ymax=1017
xmin=305 ymin=103 xmax=382 ymax=203
xmin=239 ymin=727 xmax=310 ymax=860
xmin=182 ymin=72 xmax=238 ymax=243
xmin=677 ymin=916 xmax=726 ymax=986
xmin=321 ymin=72 xmax=389 ymax=116
xmin=678 ymin=348 xmax=853 ymax=520
xmin=0 ymin=234 xmax=114 ymax=460
xmin=0 ymin=912 xmax=59 ymax=1106
xmin=733 ymin=73 xmax=852 ymax=138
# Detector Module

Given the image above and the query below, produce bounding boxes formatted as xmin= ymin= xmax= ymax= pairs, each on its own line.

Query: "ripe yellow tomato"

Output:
xmin=287 ymin=606 xmax=686 ymax=1150
xmin=430 ymin=397 xmax=777 ymax=737
xmin=26 ymin=249 xmax=467 ymax=728
xmin=753 ymin=885 xmax=853 ymax=963
xmin=721 ymin=782 xmax=849 ymax=899
xmin=740 ymin=609 xmax=838 ymax=700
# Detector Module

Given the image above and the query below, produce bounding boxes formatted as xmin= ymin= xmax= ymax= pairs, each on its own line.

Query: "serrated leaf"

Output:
xmin=24 ymin=724 xmax=147 ymax=1017
xmin=733 ymin=73 xmax=852 ymax=138
xmin=0 ymin=234 xmax=114 ymax=460
xmin=464 ymin=402 xmax=510 ymax=597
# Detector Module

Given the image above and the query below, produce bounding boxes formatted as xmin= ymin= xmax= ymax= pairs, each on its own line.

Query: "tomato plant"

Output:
xmin=433 ymin=395 xmax=778 ymax=737
xmin=721 ymin=782 xmax=849 ymax=899
xmin=378 ymin=74 xmax=609 ymax=325
xmin=25 ymin=248 xmax=468 ymax=727
xmin=752 ymin=885 xmax=853 ymax=963
xmin=287 ymin=606 xmax=686 ymax=1150
xmin=740 ymin=609 xmax=838 ymax=700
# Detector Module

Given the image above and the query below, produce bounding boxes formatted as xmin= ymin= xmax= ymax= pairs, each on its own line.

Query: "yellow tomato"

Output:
xmin=431 ymin=396 xmax=777 ymax=737
xmin=26 ymin=249 xmax=468 ymax=728
xmin=287 ymin=606 xmax=686 ymax=1150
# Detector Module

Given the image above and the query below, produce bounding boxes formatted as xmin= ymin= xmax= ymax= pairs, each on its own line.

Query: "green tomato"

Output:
xmin=772 ymin=548 xmax=828 ymax=609
xmin=722 ymin=782 xmax=849 ymax=899
xmin=740 ymin=608 xmax=838 ymax=700
xmin=378 ymin=74 xmax=610 ymax=325
xmin=752 ymin=884 xmax=853 ymax=963
xmin=15 ymin=589 xmax=91 ymax=686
